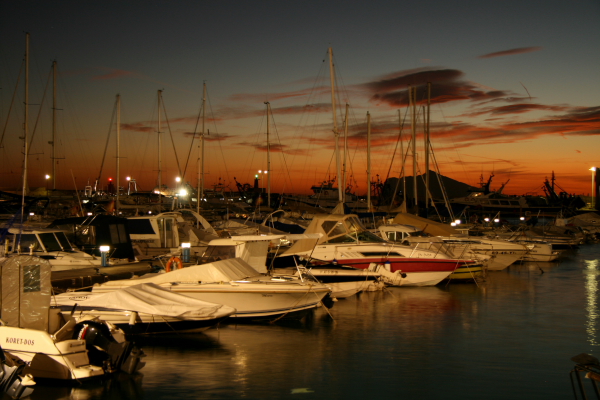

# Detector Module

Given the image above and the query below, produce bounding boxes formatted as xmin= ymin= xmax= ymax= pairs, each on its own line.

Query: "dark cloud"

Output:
xmin=479 ymin=47 xmax=543 ymax=59
xmin=365 ymin=69 xmax=508 ymax=107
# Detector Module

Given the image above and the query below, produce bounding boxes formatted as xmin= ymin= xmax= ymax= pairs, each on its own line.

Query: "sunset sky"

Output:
xmin=1 ymin=1 xmax=599 ymax=197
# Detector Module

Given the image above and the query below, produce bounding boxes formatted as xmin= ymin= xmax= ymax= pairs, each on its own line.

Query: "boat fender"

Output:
xmin=166 ymin=256 xmax=184 ymax=272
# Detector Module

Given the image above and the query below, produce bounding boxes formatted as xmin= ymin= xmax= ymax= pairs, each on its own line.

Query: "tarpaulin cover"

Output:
xmin=54 ymin=283 xmax=235 ymax=319
xmin=99 ymin=258 xmax=261 ymax=287
xmin=1 ymin=255 xmax=52 ymax=331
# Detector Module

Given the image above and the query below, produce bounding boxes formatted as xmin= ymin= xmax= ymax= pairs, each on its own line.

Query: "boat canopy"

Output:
xmin=283 ymin=214 xmax=386 ymax=256
xmin=392 ymin=213 xmax=460 ymax=237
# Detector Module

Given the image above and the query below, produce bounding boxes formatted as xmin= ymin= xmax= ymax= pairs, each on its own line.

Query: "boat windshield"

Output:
xmin=13 ymin=234 xmax=40 ymax=252
xmin=38 ymin=233 xmax=63 ymax=252
xmin=55 ymin=232 xmax=74 ymax=251
xmin=325 ymin=229 xmax=387 ymax=244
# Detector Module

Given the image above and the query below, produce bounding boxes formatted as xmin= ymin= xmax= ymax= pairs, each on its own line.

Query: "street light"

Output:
xmin=591 ymin=167 xmax=597 ymax=209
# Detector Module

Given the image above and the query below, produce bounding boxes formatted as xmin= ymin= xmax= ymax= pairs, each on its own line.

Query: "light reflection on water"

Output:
xmin=23 ymin=244 xmax=600 ymax=400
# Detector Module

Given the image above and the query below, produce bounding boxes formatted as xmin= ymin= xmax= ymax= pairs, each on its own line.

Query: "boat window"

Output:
xmin=325 ymin=234 xmax=358 ymax=244
xmin=346 ymin=217 xmax=365 ymax=234
xmin=38 ymin=233 xmax=62 ymax=251
xmin=55 ymin=232 xmax=74 ymax=251
xmin=127 ymin=219 xmax=156 ymax=235
xmin=321 ymin=220 xmax=346 ymax=236
xmin=109 ymin=223 xmax=129 ymax=244
xmin=23 ymin=264 xmax=41 ymax=292
xmin=203 ymin=245 xmax=236 ymax=260
xmin=356 ymin=230 xmax=387 ymax=243
xmin=360 ymin=251 xmax=404 ymax=257
xmin=13 ymin=234 xmax=39 ymax=252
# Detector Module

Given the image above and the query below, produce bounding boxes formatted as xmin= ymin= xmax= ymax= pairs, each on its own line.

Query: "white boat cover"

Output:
xmin=56 ymin=283 xmax=235 ymax=319
xmin=100 ymin=258 xmax=261 ymax=287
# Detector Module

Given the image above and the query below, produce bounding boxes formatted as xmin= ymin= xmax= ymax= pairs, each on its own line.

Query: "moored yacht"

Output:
xmin=280 ymin=214 xmax=477 ymax=286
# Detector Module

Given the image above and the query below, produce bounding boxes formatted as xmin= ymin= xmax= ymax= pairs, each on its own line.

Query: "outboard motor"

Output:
xmin=0 ymin=348 xmax=35 ymax=399
xmin=72 ymin=320 xmax=142 ymax=374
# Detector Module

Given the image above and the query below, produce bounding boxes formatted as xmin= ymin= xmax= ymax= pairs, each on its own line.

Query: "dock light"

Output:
xmin=179 ymin=188 xmax=188 ymax=196
xmin=484 ymin=218 xmax=490 ymax=222
xmin=520 ymin=216 xmax=526 ymax=221
xmin=451 ymin=222 xmax=456 ymax=226
xmin=29 ymin=212 xmax=34 ymax=216
xmin=181 ymin=242 xmax=191 ymax=263
xmin=99 ymin=245 xmax=110 ymax=267
xmin=454 ymin=219 xmax=461 ymax=225
xmin=87 ymin=212 xmax=93 ymax=216
xmin=45 ymin=174 xmax=50 ymax=180
xmin=175 ymin=177 xmax=181 ymax=183
xmin=494 ymin=218 xmax=500 ymax=223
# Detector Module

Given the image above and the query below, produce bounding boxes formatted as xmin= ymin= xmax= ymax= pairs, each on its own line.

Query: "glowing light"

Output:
xmin=126 ymin=176 xmax=131 ymax=181
xmin=179 ymin=189 xmax=188 ymax=196
xmin=99 ymin=245 xmax=110 ymax=253
xmin=181 ymin=242 xmax=191 ymax=248
xmin=175 ymin=177 xmax=181 ymax=182
xmin=494 ymin=218 xmax=500 ymax=223
xmin=45 ymin=174 xmax=50 ymax=180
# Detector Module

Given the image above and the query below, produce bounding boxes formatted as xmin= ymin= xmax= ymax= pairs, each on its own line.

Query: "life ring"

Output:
xmin=165 ymin=256 xmax=183 ymax=272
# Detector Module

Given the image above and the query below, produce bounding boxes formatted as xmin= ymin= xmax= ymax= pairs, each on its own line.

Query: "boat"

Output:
xmin=0 ymin=225 xmax=138 ymax=271
xmin=126 ymin=211 xmax=219 ymax=260
xmin=90 ymin=258 xmax=332 ymax=320
xmin=448 ymin=173 xmax=586 ymax=217
xmin=0 ymin=255 xmax=145 ymax=381
xmin=200 ymin=234 xmax=384 ymax=298
xmin=51 ymin=283 xmax=236 ymax=335
xmin=280 ymin=213 xmax=478 ymax=286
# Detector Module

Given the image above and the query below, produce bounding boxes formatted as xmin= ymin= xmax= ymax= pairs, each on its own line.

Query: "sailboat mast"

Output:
xmin=411 ymin=87 xmax=418 ymax=212
xmin=116 ymin=94 xmax=121 ymax=214
xmin=20 ymin=32 xmax=30 ymax=222
xmin=197 ymin=82 xmax=206 ymax=215
xmin=51 ymin=60 xmax=57 ymax=190
xmin=157 ymin=89 xmax=162 ymax=204
xmin=367 ymin=111 xmax=371 ymax=211
xmin=343 ymin=103 xmax=349 ymax=200
xmin=265 ymin=101 xmax=271 ymax=207
xmin=425 ymin=82 xmax=431 ymax=212
xmin=328 ymin=47 xmax=343 ymax=205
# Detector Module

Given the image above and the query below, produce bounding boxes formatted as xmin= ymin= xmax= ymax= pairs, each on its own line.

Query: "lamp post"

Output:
xmin=45 ymin=174 xmax=50 ymax=192
xmin=99 ymin=245 xmax=110 ymax=267
xmin=591 ymin=167 xmax=597 ymax=210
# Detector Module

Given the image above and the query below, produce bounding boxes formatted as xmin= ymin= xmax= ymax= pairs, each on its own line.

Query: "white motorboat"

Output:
xmin=201 ymin=234 xmax=384 ymax=299
xmin=0 ymin=226 xmax=137 ymax=271
xmin=52 ymin=283 xmax=236 ymax=335
xmin=0 ymin=255 xmax=145 ymax=381
xmin=281 ymin=214 xmax=478 ymax=286
xmin=91 ymin=258 xmax=332 ymax=320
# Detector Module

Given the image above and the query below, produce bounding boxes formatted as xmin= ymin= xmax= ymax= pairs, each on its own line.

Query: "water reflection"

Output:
xmin=585 ymin=258 xmax=599 ymax=347
xmin=27 ymin=373 xmax=144 ymax=400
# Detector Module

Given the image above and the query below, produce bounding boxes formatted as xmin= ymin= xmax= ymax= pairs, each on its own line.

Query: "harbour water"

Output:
xmin=19 ymin=244 xmax=600 ymax=400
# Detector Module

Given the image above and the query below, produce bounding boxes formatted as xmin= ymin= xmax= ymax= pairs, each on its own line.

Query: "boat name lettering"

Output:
xmin=6 ymin=337 xmax=35 ymax=346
